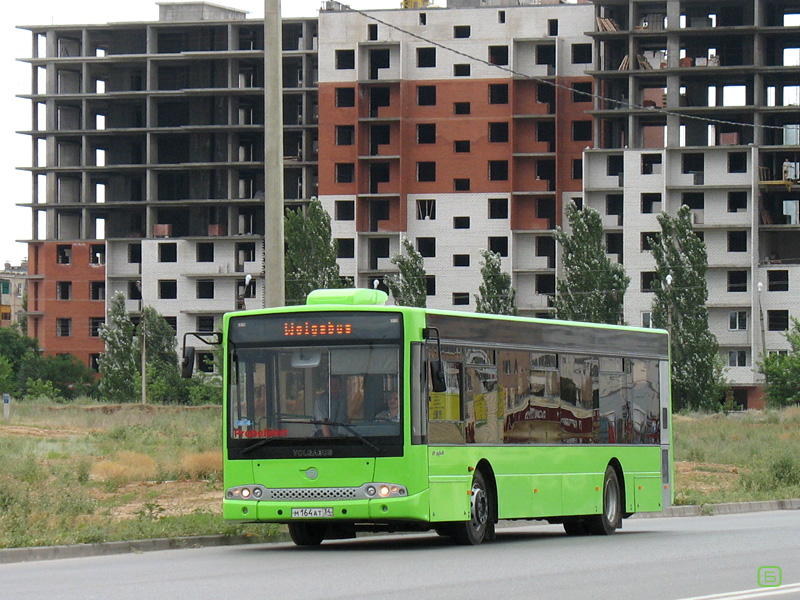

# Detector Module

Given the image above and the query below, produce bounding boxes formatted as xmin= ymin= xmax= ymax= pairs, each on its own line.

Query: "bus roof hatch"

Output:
xmin=306 ymin=288 xmax=389 ymax=306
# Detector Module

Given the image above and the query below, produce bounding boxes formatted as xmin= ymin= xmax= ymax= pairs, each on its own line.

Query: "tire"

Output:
xmin=563 ymin=517 xmax=589 ymax=536
xmin=451 ymin=471 xmax=492 ymax=545
xmin=288 ymin=522 xmax=326 ymax=546
xmin=587 ymin=465 xmax=622 ymax=535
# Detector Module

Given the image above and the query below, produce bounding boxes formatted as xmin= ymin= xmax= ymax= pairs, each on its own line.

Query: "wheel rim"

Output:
xmin=604 ymin=475 xmax=620 ymax=525
xmin=470 ymin=482 xmax=489 ymax=530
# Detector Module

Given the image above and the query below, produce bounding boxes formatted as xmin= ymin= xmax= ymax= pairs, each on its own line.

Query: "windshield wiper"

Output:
xmin=280 ymin=418 xmax=382 ymax=454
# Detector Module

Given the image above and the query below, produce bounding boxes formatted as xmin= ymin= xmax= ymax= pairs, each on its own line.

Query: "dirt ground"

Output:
xmin=97 ymin=481 xmax=223 ymax=520
xmin=674 ymin=460 xmax=740 ymax=494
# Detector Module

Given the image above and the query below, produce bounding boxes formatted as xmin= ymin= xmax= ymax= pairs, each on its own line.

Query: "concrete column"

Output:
xmin=264 ymin=0 xmax=285 ymax=307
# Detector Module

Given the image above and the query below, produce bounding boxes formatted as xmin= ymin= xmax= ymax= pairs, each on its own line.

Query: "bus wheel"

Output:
xmin=452 ymin=471 xmax=491 ymax=545
xmin=288 ymin=522 xmax=326 ymax=546
xmin=588 ymin=466 xmax=622 ymax=535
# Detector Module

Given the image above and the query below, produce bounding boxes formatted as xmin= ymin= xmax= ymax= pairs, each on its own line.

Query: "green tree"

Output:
xmin=554 ymin=202 xmax=630 ymax=324
xmin=385 ymin=237 xmax=427 ymax=308
xmin=475 ymin=249 xmax=517 ymax=315
xmin=759 ymin=317 xmax=800 ymax=407
xmin=650 ymin=205 xmax=725 ymax=412
xmin=17 ymin=352 xmax=95 ymax=402
xmin=98 ymin=292 xmax=139 ymax=402
xmin=0 ymin=356 xmax=17 ymax=396
xmin=36 ymin=354 xmax=96 ymax=400
xmin=0 ymin=326 xmax=39 ymax=375
xmin=140 ymin=306 xmax=182 ymax=404
xmin=284 ymin=199 xmax=349 ymax=305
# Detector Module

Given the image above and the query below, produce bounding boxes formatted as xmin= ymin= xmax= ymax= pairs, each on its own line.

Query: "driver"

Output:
xmin=375 ymin=391 xmax=400 ymax=422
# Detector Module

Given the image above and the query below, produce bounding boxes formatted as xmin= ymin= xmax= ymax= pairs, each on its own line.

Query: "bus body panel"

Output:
xmin=427 ymin=445 xmax=663 ymax=521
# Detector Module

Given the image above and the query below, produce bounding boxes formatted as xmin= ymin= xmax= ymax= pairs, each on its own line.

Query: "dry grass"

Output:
xmin=180 ymin=451 xmax=223 ymax=480
xmin=90 ymin=451 xmax=157 ymax=483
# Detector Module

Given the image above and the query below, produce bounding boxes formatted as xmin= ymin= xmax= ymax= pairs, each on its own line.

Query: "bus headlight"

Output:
xmin=225 ymin=485 xmax=267 ymax=500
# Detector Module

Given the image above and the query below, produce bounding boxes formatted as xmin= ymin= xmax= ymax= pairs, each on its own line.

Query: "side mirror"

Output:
xmin=181 ymin=347 xmax=196 ymax=379
xmin=430 ymin=359 xmax=446 ymax=393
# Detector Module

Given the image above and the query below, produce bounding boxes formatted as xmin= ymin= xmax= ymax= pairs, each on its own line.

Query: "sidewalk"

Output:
xmin=2 ymin=498 xmax=798 ymax=564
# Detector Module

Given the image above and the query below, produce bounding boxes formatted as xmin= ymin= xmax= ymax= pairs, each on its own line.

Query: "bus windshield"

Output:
xmin=229 ymin=343 xmax=402 ymax=450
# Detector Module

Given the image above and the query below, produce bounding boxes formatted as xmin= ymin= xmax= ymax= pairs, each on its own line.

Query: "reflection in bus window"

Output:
xmin=628 ymin=359 xmax=660 ymax=444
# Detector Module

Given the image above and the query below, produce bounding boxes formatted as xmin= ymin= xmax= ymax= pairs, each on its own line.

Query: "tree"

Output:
xmin=140 ymin=306 xmax=183 ymax=404
xmin=650 ymin=205 xmax=725 ymax=412
xmin=554 ymin=202 xmax=630 ymax=325
xmin=17 ymin=352 xmax=96 ymax=401
xmin=758 ymin=317 xmax=800 ymax=407
xmin=284 ymin=198 xmax=349 ymax=305
xmin=475 ymin=249 xmax=517 ymax=315
xmin=98 ymin=292 xmax=139 ymax=402
xmin=385 ymin=237 xmax=427 ymax=308
xmin=35 ymin=354 xmax=95 ymax=400
xmin=0 ymin=326 xmax=39 ymax=375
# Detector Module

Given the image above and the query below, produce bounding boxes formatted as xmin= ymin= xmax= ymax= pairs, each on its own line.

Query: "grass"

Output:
xmin=1 ymin=401 xmax=799 ymax=548
xmin=672 ymin=406 xmax=800 ymax=505
xmin=0 ymin=401 xmax=282 ymax=549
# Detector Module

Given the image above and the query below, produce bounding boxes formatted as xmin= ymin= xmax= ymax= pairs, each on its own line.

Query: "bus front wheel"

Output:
xmin=451 ymin=471 xmax=492 ymax=545
xmin=587 ymin=466 xmax=622 ymax=535
xmin=288 ymin=522 xmax=326 ymax=546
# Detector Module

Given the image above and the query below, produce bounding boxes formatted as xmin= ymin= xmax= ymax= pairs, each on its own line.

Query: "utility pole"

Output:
xmin=264 ymin=0 xmax=285 ymax=307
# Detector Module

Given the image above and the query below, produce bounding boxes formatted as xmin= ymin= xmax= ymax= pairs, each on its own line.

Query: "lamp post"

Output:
xmin=664 ymin=274 xmax=674 ymax=351
xmin=136 ymin=281 xmax=146 ymax=405
xmin=757 ymin=281 xmax=766 ymax=356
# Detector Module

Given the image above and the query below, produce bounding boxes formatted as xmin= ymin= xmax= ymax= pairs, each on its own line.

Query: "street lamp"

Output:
xmin=237 ymin=274 xmax=253 ymax=310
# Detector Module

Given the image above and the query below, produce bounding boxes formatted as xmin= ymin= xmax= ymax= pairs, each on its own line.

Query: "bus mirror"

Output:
xmin=430 ymin=360 xmax=446 ymax=393
xmin=181 ymin=347 xmax=196 ymax=379
xmin=291 ymin=350 xmax=321 ymax=369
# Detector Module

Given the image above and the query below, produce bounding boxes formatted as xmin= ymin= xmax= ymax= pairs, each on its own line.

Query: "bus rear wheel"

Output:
xmin=451 ymin=471 xmax=492 ymax=545
xmin=587 ymin=466 xmax=622 ymax=535
xmin=288 ymin=522 xmax=326 ymax=546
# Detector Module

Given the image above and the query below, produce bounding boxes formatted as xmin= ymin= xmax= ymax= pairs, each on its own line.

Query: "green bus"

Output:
xmin=193 ymin=288 xmax=671 ymax=546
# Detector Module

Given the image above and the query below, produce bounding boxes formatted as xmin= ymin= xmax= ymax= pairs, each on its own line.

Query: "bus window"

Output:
xmin=559 ymin=354 xmax=599 ymax=444
xmin=628 ymin=359 xmax=660 ymax=444
xmin=428 ymin=345 xmax=465 ymax=444
xmin=598 ymin=357 xmax=625 ymax=443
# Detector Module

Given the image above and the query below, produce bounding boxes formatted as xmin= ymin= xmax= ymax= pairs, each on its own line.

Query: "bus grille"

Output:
xmin=266 ymin=488 xmax=358 ymax=501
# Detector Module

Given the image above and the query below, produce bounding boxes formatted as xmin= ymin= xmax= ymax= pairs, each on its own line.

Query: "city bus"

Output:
xmin=186 ymin=288 xmax=672 ymax=546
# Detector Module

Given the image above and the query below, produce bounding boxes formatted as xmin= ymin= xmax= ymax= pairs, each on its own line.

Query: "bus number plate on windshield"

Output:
xmin=291 ymin=507 xmax=333 ymax=518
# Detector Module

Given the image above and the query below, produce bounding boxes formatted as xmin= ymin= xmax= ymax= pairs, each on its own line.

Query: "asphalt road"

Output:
xmin=2 ymin=511 xmax=798 ymax=600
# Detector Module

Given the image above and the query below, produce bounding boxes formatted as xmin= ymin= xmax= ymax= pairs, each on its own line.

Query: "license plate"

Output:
xmin=291 ymin=507 xmax=333 ymax=518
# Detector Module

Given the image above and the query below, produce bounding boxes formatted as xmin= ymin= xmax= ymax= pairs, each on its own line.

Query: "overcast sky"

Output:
xmin=0 ymin=0 xmax=397 ymax=266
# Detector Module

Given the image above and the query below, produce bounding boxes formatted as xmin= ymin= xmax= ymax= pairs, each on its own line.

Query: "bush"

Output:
xmin=24 ymin=378 xmax=63 ymax=403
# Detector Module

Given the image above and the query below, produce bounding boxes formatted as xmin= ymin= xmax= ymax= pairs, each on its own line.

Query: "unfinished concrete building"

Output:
xmin=584 ymin=0 xmax=800 ymax=407
xmin=19 ymin=3 xmax=318 ymax=370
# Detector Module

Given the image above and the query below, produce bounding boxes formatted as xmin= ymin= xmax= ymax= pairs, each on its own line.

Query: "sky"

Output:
xmin=0 ymin=0 xmax=398 ymax=266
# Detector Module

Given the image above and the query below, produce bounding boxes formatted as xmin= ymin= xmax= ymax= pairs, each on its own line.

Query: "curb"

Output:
xmin=633 ymin=497 xmax=800 ymax=518
xmin=0 ymin=534 xmax=273 ymax=565
xmin=2 ymin=499 xmax=798 ymax=564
